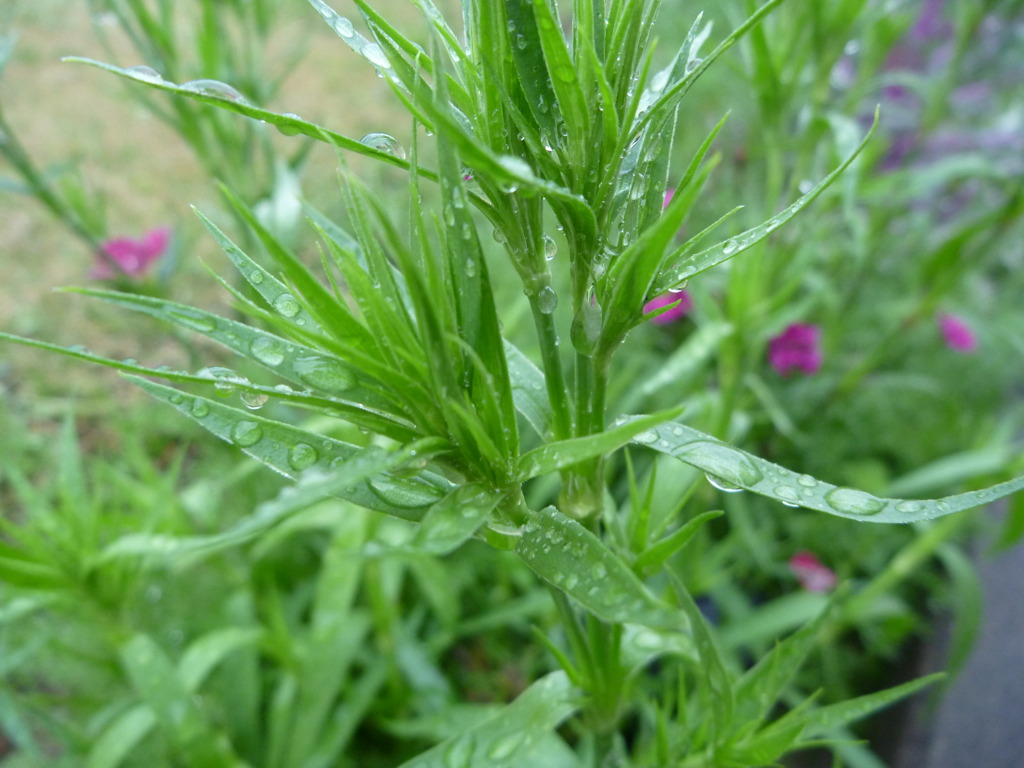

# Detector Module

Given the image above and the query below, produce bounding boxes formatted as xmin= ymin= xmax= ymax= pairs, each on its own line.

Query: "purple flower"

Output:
xmin=789 ymin=551 xmax=837 ymax=593
xmin=768 ymin=323 xmax=822 ymax=376
xmin=910 ymin=0 xmax=948 ymax=42
xmin=92 ymin=226 xmax=171 ymax=280
xmin=937 ymin=313 xmax=977 ymax=353
xmin=644 ymin=291 xmax=692 ymax=324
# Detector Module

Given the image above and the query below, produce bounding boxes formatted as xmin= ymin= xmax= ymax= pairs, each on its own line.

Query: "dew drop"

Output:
xmin=536 ymin=285 xmax=558 ymax=314
xmin=592 ymin=563 xmax=608 ymax=579
xmin=362 ymin=43 xmax=391 ymax=69
xmin=249 ymin=270 xmax=264 ymax=284
xmin=276 ymin=113 xmax=304 ymax=136
xmin=706 ymin=473 xmax=743 ymax=493
xmin=486 ymin=733 xmax=522 ymax=761
xmin=895 ymin=499 xmax=923 ymax=514
xmin=677 ymin=441 xmax=763 ymax=487
xmin=497 ymin=155 xmax=532 ymax=181
xmin=180 ymin=78 xmax=246 ymax=102
xmin=272 ymin=293 xmax=301 ymax=318
xmin=632 ymin=629 xmax=663 ymax=650
xmin=191 ymin=400 xmax=210 ymax=417
xmin=633 ymin=430 xmax=657 ymax=444
xmin=825 ymin=487 xmax=884 ymax=516
xmin=241 ymin=390 xmax=269 ymax=410
xmin=444 ymin=736 xmax=476 ymax=768
xmin=168 ymin=392 xmax=184 ymax=404
xmin=774 ymin=485 xmax=799 ymax=502
xmin=288 ymin=443 xmax=319 ymax=470
xmin=331 ymin=16 xmax=354 ymax=37
xmin=251 ymin=336 xmax=286 ymax=367
xmin=542 ymin=235 xmax=557 ymax=261
xmin=197 ymin=367 xmax=242 ymax=397
xmin=230 ymin=420 xmax=263 ymax=447
xmin=797 ymin=474 xmax=818 ymax=487
xmin=294 ymin=355 xmax=354 ymax=393
xmin=126 ymin=65 xmax=163 ymax=82
xmin=368 ymin=476 xmax=438 ymax=509
xmin=359 ymin=132 xmax=405 ymax=159
xmin=722 ymin=239 xmax=738 ymax=255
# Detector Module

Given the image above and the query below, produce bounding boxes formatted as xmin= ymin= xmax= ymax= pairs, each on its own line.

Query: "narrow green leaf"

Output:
xmin=65 ymin=56 xmax=415 ymax=170
xmin=178 ymin=628 xmax=264 ymax=692
xmin=506 ymin=0 xmax=561 ymax=142
xmin=653 ymin=109 xmax=879 ymax=294
xmin=630 ymin=418 xmax=1024 ymax=523
xmin=0 ymin=330 xmax=414 ymax=439
xmin=396 ymin=671 xmax=579 ymax=768
xmin=802 ymin=674 xmax=944 ymax=738
xmin=633 ymin=510 xmax=722 ymax=576
xmin=516 ymin=506 xmax=684 ymax=630
xmin=70 ymin=286 xmax=400 ymax=415
xmin=518 ymin=407 xmax=683 ymax=480
xmin=128 ymin=376 xmax=449 ymax=520
xmin=733 ymin=596 xmax=838 ymax=726
xmin=86 ymin=706 xmax=156 ymax=768
xmin=504 ymin=340 xmax=551 ymax=437
xmin=412 ymin=484 xmax=503 ymax=555
xmin=671 ymin=576 xmax=735 ymax=734
xmin=119 ymin=634 xmax=242 ymax=767
xmin=530 ymin=0 xmax=590 ymax=147
xmin=194 ymin=207 xmax=323 ymax=334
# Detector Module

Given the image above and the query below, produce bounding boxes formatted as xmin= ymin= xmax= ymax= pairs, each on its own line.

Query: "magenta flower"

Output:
xmin=789 ymin=551 xmax=837 ymax=593
xmin=937 ymin=313 xmax=977 ymax=353
xmin=644 ymin=291 xmax=692 ymax=324
xmin=664 ymin=188 xmax=675 ymax=209
xmin=92 ymin=226 xmax=171 ymax=280
xmin=768 ymin=323 xmax=822 ymax=376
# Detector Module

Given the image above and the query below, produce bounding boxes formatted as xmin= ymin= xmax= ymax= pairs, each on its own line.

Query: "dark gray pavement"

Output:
xmin=895 ymin=532 xmax=1024 ymax=768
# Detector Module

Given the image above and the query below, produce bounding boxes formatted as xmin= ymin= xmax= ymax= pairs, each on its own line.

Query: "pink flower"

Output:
xmin=937 ymin=313 xmax=977 ymax=353
xmin=92 ymin=226 xmax=171 ymax=280
xmin=789 ymin=551 xmax=837 ymax=593
xmin=644 ymin=291 xmax=692 ymax=324
xmin=664 ymin=188 xmax=675 ymax=209
xmin=768 ymin=323 xmax=822 ymax=376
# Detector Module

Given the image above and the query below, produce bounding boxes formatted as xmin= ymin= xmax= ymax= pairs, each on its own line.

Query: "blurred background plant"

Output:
xmin=1 ymin=0 xmax=1023 ymax=766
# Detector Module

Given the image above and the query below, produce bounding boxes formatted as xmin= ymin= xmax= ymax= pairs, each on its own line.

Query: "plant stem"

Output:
xmin=530 ymin=296 xmax=574 ymax=442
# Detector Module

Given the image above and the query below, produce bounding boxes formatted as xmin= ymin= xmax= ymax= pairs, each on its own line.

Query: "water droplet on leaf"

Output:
xmin=362 ymin=43 xmax=391 ymax=69
xmin=294 ymin=355 xmax=354 ymax=393
xmin=230 ymin=420 xmax=263 ymax=447
xmin=272 ymin=293 xmax=301 ymax=318
xmin=241 ymin=390 xmax=269 ymax=410
xmin=180 ymin=79 xmax=246 ymax=102
xmin=825 ymin=487 xmax=884 ymax=516
xmin=251 ymin=336 xmax=286 ymax=366
xmin=288 ymin=443 xmax=319 ymax=470
xmin=706 ymin=473 xmax=744 ymax=493
xmin=126 ymin=65 xmax=163 ymax=82
xmin=359 ymin=132 xmax=405 ymax=159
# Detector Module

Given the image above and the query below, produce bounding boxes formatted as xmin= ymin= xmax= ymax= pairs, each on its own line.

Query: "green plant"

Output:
xmin=3 ymin=0 xmax=1023 ymax=765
